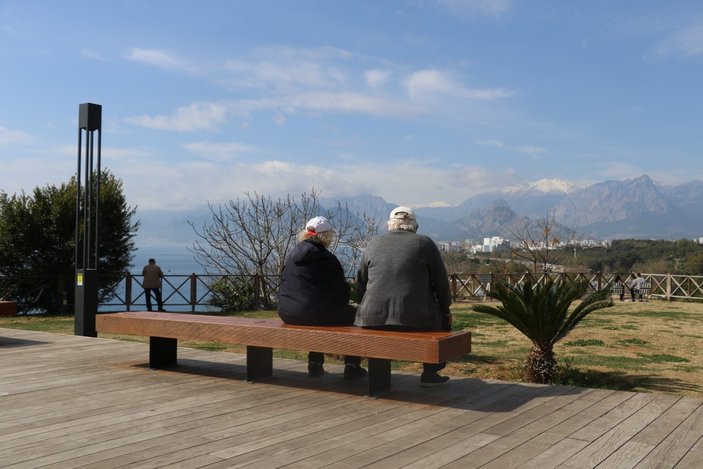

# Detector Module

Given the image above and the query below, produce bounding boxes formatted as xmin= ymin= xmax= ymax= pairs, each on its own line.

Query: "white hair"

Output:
xmin=297 ymin=229 xmax=335 ymax=248
xmin=387 ymin=219 xmax=418 ymax=233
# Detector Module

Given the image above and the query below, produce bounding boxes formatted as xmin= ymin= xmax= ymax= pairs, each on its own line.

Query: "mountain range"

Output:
xmin=137 ymin=175 xmax=703 ymax=246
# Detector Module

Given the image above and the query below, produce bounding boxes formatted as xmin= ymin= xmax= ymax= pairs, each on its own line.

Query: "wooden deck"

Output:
xmin=2 ymin=328 xmax=702 ymax=468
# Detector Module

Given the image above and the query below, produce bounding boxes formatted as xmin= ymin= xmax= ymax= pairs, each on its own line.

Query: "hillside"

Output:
xmin=137 ymin=174 xmax=703 ymax=245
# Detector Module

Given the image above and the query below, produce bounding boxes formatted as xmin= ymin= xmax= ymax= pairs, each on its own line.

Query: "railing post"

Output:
xmin=125 ymin=273 xmax=132 ymax=312
xmin=666 ymin=273 xmax=671 ymax=301
xmin=190 ymin=274 xmax=197 ymax=312
xmin=254 ymin=274 xmax=261 ymax=309
xmin=488 ymin=272 xmax=494 ymax=302
xmin=451 ymin=274 xmax=458 ymax=301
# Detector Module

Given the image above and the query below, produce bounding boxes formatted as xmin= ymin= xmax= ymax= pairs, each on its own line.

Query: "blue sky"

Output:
xmin=1 ymin=0 xmax=702 ymax=211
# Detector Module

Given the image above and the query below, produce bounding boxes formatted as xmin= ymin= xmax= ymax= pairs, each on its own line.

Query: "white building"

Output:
xmin=468 ymin=236 xmax=510 ymax=253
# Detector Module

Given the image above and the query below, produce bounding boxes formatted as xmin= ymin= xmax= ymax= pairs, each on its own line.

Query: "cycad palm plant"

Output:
xmin=473 ymin=278 xmax=612 ymax=383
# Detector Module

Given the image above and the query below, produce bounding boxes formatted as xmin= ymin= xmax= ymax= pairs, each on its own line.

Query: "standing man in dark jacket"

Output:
xmin=355 ymin=206 xmax=453 ymax=386
xmin=142 ymin=258 xmax=165 ymax=312
xmin=278 ymin=216 xmax=367 ymax=380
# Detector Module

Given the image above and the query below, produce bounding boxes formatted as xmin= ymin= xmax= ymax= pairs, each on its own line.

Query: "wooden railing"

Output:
xmin=448 ymin=272 xmax=703 ymax=302
xmin=5 ymin=271 xmax=703 ymax=314
xmin=101 ymin=271 xmax=703 ymax=312
xmin=100 ymin=273 xmax=268 ymax=313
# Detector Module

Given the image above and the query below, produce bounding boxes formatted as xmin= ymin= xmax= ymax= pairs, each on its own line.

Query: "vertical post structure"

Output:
xmin=74 ymin=103 xmax=102 ymax=337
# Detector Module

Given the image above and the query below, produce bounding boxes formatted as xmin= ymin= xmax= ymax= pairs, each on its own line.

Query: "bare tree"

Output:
xmin=189 ymin=189 xmax=377 ymax=309
xmin=510 ymin=211 xmax=578 ymax=274
xmin=333 ymin=211 xmax=381 ymax=277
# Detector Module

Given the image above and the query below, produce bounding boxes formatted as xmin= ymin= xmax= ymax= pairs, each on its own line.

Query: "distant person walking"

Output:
xmin=142 ymin=258 xmax=165 ymax=311
xmin=631 ymin=272 xmax=646 ymax=302
xmin=613 ymin=274 xmax=625 ymax=301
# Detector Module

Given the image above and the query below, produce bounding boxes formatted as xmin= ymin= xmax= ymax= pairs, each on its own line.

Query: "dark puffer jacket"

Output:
xmin=277 ymin=239 xmax=355 ymax=326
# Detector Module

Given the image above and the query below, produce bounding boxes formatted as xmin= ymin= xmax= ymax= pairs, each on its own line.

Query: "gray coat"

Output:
xmin=354 ymin=230 xmax=451 ymax=330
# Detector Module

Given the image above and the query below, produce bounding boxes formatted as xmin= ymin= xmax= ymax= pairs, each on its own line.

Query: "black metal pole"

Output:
xmin=95 ymin=129 xmax=101 ymax=268
xmin=75 ymin=128 xmax=82 ymax=270
xmin=75 ymin=103 xmax=102 ymax=337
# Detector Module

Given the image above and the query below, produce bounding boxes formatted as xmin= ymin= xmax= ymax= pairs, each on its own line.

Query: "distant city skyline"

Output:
xmin=1 ymin=1 xmax=702 ymax=210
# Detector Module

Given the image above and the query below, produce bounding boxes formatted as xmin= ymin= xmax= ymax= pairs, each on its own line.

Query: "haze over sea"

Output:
xmin=131 ymin=244 xmax=203 ymax=276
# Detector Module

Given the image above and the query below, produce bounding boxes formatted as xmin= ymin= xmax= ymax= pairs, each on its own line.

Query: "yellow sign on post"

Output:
xmin=76 ymin=272 xmax=84 ymax=286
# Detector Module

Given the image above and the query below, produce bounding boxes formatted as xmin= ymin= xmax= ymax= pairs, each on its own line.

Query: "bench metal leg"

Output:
xmin=246 ymin=346 xmax=273 ymax=381
xmin=368 ymin=358 xmax=392 ymax=397
xmin=150 ymin=337 xmax=177 ymax=368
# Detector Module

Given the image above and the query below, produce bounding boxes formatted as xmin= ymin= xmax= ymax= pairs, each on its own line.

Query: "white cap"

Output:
xmin=305 ymin=216 xmax=334 ymax=233
xmin=389 ymin=206 xmax=416 ymax=221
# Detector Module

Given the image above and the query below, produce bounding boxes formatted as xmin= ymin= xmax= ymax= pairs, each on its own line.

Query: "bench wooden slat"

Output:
xmin=95 ymin=311 xmax=472 ymax=396
xmin=96 ymin=312 xmax=470 ymax=363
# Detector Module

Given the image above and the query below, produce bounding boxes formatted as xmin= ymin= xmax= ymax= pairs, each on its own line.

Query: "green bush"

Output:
xmin=207 ymin=276 xmax=257 ymax=312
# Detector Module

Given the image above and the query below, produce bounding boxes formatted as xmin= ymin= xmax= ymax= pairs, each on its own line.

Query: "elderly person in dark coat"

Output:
xmin=355 ymin=206 xmax=453 ymax=386
xmin=278 ymin=216 xmax=367 ymax=380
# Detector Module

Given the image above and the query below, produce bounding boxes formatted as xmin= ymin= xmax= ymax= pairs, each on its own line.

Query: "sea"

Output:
xmin=130 ymin=244 xmax=204 ymax=275
xmin=100 ymin=244 xmax=208 ymax=312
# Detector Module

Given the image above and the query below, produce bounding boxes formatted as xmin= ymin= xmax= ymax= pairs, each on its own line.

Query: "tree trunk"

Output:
xmin=525 ymin=347 xmax=556 ymax=384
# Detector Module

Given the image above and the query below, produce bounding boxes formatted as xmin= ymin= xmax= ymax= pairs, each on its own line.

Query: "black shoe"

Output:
xmin=158 ymin=308 xmax=166 ymax=312
xmin=420 ymin=372 xmax=450 ymax=387
xmin=343 ymin=364 xmax=368 ymax=380
xmin=308 ymin=362 xmax=324 ymax=378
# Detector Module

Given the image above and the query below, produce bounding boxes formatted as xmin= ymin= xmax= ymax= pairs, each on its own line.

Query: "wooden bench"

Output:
xmin=0 ymin=301 xmax=17 ymax=317
xmin=95 ymin=312 xmax=471 ymax=396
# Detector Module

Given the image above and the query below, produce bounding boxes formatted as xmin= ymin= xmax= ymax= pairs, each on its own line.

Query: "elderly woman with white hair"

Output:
xmin=355 ymin=206 xmax=453 ymax=386
xmin=277 ymin=216 xmax=367 ymax=380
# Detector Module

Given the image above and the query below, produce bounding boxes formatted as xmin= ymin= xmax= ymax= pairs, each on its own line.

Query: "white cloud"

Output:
xmin=287 ymin=91 xmax=414 ymax=117
xmin=80 ymin=48 xmax=106 ymax=61
xmin=200 ymin=49 xmax=514 ymax=123
xmin=365 ymin=69 xmax=391 ymax=88
xmin=0 ymin=155 xmax=74 ymax=196
xmin=101 ymin=146 xmax=155 ymax=161
xmin=125 ymin=103 xmax=228 ymax=132
xmin=435 ymin=0 xmax=512 ymax=18
xmin=405 ymin=69 xmax=460 ymax=96
xmin=405 ymin=69 xmax=516 ymax=100
xmin=222 ymin=47 xmax=352 ymax=91
xmin=476 ymin=138 xmax=545 ymax=154
xmin=652 ymin=20 xmax=703 ymax=58
xmin=0 ymin=125 xmax=34 ymax=145
xmin=109 ymin=157 xmax=516 ymax=211
xmin=223 ymin=92 xmax=411 ymax=121
xmin=224 ymin=60 xmax=346 ymax=91
xmin=182 ymin=141 xmax=257 ymax=161
xmin=604 ymin=14 xmax=703 ymax=60
xmin=256 ymin=45 xmax=354 ymax=61
xmin=126 ymin=48 xmax=194 ymax=72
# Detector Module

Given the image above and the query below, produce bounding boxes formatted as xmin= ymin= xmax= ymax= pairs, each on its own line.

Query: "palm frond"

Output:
xmin=474 ymin=278 xmax=613 ymax=352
